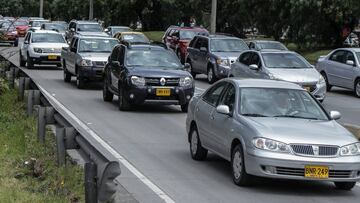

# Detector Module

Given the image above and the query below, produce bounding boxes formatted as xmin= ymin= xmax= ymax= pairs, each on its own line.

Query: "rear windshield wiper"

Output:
xmin=274 ymin=115 xmax=318 ymax=120
xmin=241 ymin=113 xmax=268 ymax=117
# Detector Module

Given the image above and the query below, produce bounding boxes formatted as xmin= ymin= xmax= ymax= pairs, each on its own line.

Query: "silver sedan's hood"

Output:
xmin=268 ymin=68 xmax=320 ymax=84
xmin=79 ymin=52 xmax=110 ymax=62
xmin=246 ymin=117 xmax=357 ymax=146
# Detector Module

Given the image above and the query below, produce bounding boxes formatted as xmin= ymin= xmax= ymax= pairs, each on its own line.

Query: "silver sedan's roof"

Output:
xmin=33 ymin=30 xmax=61 ymax=34
xmin=337 ymin=48 xmax=360 ymax=52
xmin=229 ymin=78 xmax=304 ymax=90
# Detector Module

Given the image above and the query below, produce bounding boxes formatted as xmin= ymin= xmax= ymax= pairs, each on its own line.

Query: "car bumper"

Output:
xmin=124 ymin=86 xmax=194 ymax=106
xmin=29 ymin=54 xmax=61 ymax=65
xmin=312 ymin=82 xmax=327 ymax=101
xmin=245 ymin=149 xmax=360 ymax=182
xmin=78 ymin=66 xmax=104 ymax=81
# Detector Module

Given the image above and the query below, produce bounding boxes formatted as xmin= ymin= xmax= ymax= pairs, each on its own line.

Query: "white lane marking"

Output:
xmin=38 ymin=85 xmax=175 ymax=203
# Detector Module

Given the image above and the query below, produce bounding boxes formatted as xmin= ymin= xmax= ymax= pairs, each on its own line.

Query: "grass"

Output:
xmin=0 ymin=86 xmax=84 ymax=202
xmin=144 ymin=31 xmax=165 ymax=42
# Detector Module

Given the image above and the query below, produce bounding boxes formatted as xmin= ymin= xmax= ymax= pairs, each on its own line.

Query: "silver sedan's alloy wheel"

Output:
xmin=356 ymin=81 xmax=360 ymax=97
xmin=190 ymin=130 xmax=198 ymax=155
xmin=233 ymin=151 xmax=242 ymax=179
xmin=208 ymin=68 xmax=213 ymax=82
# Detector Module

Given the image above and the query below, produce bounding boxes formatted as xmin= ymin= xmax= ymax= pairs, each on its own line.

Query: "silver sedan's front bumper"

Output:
xmin=313 ymin=82 xmax=327 ymax=101
xmin=245 ymin=149 xmax=360 ymax=182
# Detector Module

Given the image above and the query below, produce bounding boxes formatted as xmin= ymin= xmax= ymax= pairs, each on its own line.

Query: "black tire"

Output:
xmin=231 ymin=144 xmax=252 ymax=186
xmin=26 ymin=53 xmax=33 ymax=69
xmin=188 ymin=61 xmax=197 ymax=79
xmin=207 ymin=65 xmax=217 ymax=84
xmin=354 ymin=79 xmax=360 ymax=98
xmin=334 ymin=182 xmax=356 ymax=190
xmin=13 ymin=39 xmax=18 ymax=47
xmin=103 ymin=80 xmax=114 ymax=102
xmin=321 ymin=72 xmax=332 ymax=91
xmin=76 ymin=72 xmax=85 ymax=89
xmin=19 ymin=52 xmax=26 ymax=67
xmin=189 ymin=126 xmax=208 ymax=160
xmin=118 ymin=86 xmax=131 ymax=111
xmin=63 ymin=61 xmax=71 ymax=82
xmin=181 ymin=103 xmax=189 ymax=113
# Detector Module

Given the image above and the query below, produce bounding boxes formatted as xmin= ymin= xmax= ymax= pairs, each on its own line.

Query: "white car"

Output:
xmin=20 ymin=30 xmax=68 ymax=69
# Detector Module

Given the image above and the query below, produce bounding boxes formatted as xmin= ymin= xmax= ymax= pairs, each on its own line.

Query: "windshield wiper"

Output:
xmin=274 ymin=115 xmax=318 ymax=120
xmin=241 ymin=113 xmax=268 ymax=117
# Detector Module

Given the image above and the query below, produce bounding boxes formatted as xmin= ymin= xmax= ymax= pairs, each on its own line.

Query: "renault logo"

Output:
xmin=160 ymin=78 xmax=166 ymax=86
xmin=312 ymin=145 xmax=319 ymax=156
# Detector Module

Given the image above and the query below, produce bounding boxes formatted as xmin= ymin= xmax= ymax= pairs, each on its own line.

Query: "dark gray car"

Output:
xmin=186 ymin=35 xmax=248 ymax=84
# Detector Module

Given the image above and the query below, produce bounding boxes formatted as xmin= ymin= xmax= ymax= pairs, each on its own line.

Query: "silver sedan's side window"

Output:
xmin=219 ymin=84 xmax=236 ymax=112
xmin=203 ymin=82 xmax=227 ymax=106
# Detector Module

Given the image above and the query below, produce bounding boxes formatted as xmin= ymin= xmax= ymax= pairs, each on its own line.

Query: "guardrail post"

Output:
xmin=38 ymin=107 xmax=46 ymax=143
xmin=6 ymin=67 xmax=15 ymax=88
xmin=85 ymin=162 xmax=98 ymax=203
xmin=18 ymin=77 xmax=25 ymax=101
xmin=56 ymin=127 xmax=66 ymax=166
xmin=27 ymin=90 xmax=40 ymax=116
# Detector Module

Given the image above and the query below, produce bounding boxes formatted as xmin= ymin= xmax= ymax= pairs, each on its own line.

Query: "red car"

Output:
xmin=162 ymin=26 xmax=209 ymax=63
xmin=13 ymin=20 xmax=29 ymax=37
xmin=0 ymin=23 xmax=19 ymax=47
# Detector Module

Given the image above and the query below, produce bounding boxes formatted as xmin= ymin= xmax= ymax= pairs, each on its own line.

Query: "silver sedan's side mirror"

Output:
xmin=329 ymin=111 xmax=341 ymax=120
xmin=346 ymin=60 xmax=355 ymax=66
xmin=216 ymin=105 xmax=230 ymax=115
xmin=249 ymin=64 xmax=259 ymax=70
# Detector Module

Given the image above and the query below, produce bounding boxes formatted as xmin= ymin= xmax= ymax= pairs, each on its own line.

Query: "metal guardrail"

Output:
xmin=0 ymin=55 xmax=121 ymax=203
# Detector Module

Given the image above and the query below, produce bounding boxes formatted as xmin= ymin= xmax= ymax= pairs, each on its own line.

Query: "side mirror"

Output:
xmin=346 ymin=60 xmax=355 ymax=66
xmin=249 ymin=64 xmax=259 ymax=70
xmin=70 ymin=28 xmax=75 ymax=32
xmin=104 ymin=28 xmax=109 ymax=32
xmin=200 ymin=47 xmax=207 ymax=52
xmin=184 ymin=63 xmax=191 ymax=71
xmin=24 ymin=41 xmax=29 ymax=44
xmin=216 ymin=105 xmax=230 ymax=115
xmin=111 ymin=61 xmax=121 ymax=68
xmin=329 ymin=111 xmax=341 ymax=120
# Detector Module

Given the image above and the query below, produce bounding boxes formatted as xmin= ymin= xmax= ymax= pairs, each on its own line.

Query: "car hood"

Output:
xmin=268 ymin=68 xmax=320 ymax=84
xmin=213 ymin=51 xmax=242 ymax=58
xmin=16 ymin=26 xmax=28 ymax=30
xmin=245 ymin=117 xmax=357 ymax=146
xmin=128 ymin=66 xmax=191 ymax=78
xmin=79 ymin=52 xmax=110 ymax=61
xmin=31 ymin=43 xmax=68 ymax=49
xmin=77 ymin=31 xmax=109 ymax=37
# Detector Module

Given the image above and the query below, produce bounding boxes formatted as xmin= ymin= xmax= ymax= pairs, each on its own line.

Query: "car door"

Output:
xmin=208 ymin=83 xmax=236 ymax=157
xmin=336 ymin=51 xmax=357 ymax=89
xmin=325 ymin=50 xmax=346 ymax=86
xmin=67 ymin=38 xmax=78 ymax=74
xmin=232 ymin=51 xmax=253 ymax=77
xmin=22 ymin=32 xmax=31 ymax=59
xmin=247 ymin=52 xmax=267 ymax=79
xmin=110 ymin=46 xmax=124 ymax=91
xmin=195 ymin=82 xmax=228 ymax=150
xmin=190 ymin=37 xmax=202 ymax=73
xmin=197 ymin=38 xmax=209 ymax=73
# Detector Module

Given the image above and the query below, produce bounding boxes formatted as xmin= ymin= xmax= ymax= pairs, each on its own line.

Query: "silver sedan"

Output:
xmin=186 ymin=78 xmax=360 ymax=190
xmin=316 ymin=48 xmax=360 ymax=97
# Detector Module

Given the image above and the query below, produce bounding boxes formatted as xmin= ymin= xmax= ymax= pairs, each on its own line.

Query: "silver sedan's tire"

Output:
xmin=189 ymin=127 xmax=207 ymax=160
xmin=231 ymin=144 xmax=252 ymax=186
xmin=355 ymin=79 xmax=360 ymax=98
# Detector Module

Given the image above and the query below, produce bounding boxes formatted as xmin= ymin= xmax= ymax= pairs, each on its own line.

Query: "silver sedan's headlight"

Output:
xmin=179 ymin=77 xmax=192 ymax=87
xmin=317 ymin=75 xmax=325 ymax=85
xmin=340 ymin=142 xmax=360 ymax=156
xmin=130 ymin=76 xmax=146 ymax=86
xmin=33 ymin=48 xmax=43 ymax=53
xmin=217 ymin=58 xmax=229 ymax=66
xmin=79 ymin=59 xmax=92 ymax=66
xmin=253 ymin=138 xmax=290 ymax=153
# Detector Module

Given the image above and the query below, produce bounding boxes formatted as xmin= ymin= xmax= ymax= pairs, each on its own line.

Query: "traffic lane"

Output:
xmin=2 ymin=47 xmax=360 ymax=203
xmin=194 ymin=75 xmax=360 ymax=126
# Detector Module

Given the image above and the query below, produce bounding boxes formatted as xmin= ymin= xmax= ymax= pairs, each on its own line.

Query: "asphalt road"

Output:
xmin=1 ymin=41 xmax=360 ymax=203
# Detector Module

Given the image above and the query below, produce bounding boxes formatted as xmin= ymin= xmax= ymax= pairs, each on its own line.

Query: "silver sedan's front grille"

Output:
xmin=290 ymin=144 xmax=338 ymax=157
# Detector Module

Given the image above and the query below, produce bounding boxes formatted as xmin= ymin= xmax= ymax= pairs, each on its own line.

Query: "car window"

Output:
xmin=189 ymin=37 xmax=197 ymax=47
xmin=180 ymin=30 xmax=208 ymax=40
xmin=121 ymin=34 xmax=149 ymax=43
xmin=257 ymin=42 xmax=287 ymax=50
xmin=202 ymin=38 xmax=209 ymax=50
xmin=31 ymin=33 xmax=66 ymax=43
xmin=203 ymin=82 xmax=227 ymax=106
xmin=78 ymin=38 xmax=118 ymax=53
xmin=329 ymin=50 xmax=346 ymax=63
xmin=345 ymin=51 xmax=355 ymax=63
xmin=168 ymin=29 xmax=175 ymax=37
xmin=219 ymin=84 xmax=236 ymax=112
xmin=262 ymin=52 xmax=310 ymax=68
xmin=118 ymin=46 xmax=125 ymax=65
xmin=126 ymin=49 xmax=182 ymax=69
xmin=250 ymin=53 xmax=262 ymax=67
xmin=210 ymin=39 xmax=248 ymax=52
xmin=110 ymin=46 xmax=120 ymax=61
xmin=249 ymin=42 xmax=255 ymax=49
xmin=77 ymin=24 xmax=102 ymax=32
xmin=239 ymin=52 xmax=253 ymax=65
xmin=194 ymin=37 xmax=203 ymax=49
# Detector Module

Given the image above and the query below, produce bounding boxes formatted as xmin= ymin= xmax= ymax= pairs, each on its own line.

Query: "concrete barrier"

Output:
xmin=343 ymin=123 xmax=360 ymax=140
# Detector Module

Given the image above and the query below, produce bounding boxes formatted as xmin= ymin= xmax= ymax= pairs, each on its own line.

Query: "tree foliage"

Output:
xmin=1 ymin=0 xmax=360 ymax=48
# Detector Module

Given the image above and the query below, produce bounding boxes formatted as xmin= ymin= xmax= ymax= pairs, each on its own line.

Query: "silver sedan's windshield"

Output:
xmin=239 ymin=88 xmax=328 ymax=120
xmin=78 ymin=39 xmax=118 ymax=53
xmin=262 ymin=53 xmax=310 ymax=69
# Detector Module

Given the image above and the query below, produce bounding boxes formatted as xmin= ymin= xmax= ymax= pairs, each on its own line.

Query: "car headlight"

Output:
xmin=79 ymin=59 xmax=92 ymax=67
xmin=179 ymin=77 xmax=192 ymax=87
xmin=33 ymin=48 xmax=43 ymax=53
xmin=317 ymin=75 xmax=325 ymax=85
xmin=216 ymin=58 xmax=229 ymax=66
xmin=253 ymin=138 xmax=290 ymax=153
xmin=340 ymin=142 xmax=360 ymax=156
xmin=130 ymin=76 xmax=146 ymax=86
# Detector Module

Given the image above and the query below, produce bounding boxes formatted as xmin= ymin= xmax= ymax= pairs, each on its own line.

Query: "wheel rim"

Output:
xmin=208 ymin=68 xmax=213 ymax=82
xmin=356 ymin=81 xmax=360 ymax=96
xmin=191 ymin=131 xmax=198 ymax=155
xmin=233 ymin=151 xmax=242 ymax=179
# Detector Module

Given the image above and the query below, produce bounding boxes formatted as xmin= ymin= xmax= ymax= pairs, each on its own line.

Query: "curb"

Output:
xmin=343 ymin=123 xmax=360 ymax=140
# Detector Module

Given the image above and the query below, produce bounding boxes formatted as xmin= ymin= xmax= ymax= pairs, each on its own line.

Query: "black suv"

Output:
xmin=186 ymin=35 xmax=248 ymax=84
xmin=102 ymin=43 xmax=194 ymax=112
